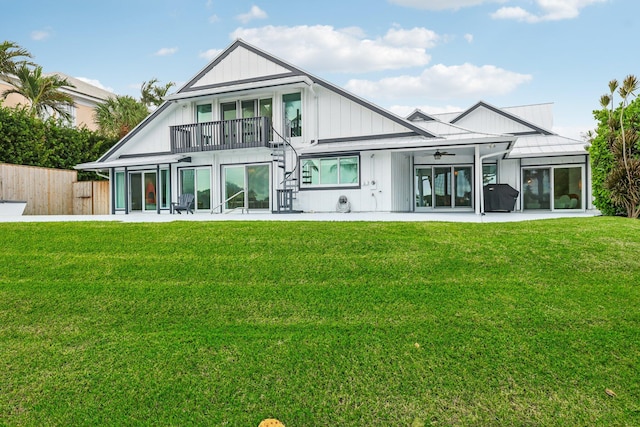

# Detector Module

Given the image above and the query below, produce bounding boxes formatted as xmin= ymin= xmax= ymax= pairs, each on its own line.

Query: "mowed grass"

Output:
xmin=0 ymin=218 xmax=639 ymax=426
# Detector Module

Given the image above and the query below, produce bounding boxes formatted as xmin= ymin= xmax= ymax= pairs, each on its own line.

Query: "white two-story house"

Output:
xmin=76 ymin=39 xmax=591 ymax=215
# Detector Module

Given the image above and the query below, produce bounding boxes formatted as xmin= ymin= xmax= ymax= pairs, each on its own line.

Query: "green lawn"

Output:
xmin=0 ymin=217 xmax=639 ymax=426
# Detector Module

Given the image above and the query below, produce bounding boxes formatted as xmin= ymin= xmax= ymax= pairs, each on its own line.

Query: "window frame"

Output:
xmin=300 ymin=154 xmax=360 ymax=190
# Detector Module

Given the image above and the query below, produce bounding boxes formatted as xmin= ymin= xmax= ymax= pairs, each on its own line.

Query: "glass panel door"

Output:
xmin=241 ymin=100 xmax=257 ymax=143
xmin=223 ymin=164 xmax=271 ymax=211
xmin=260 ymin=98 xmax=273 ymax=141
xmin=415 ymin=167 xmax=432 ymax=208
xmin=180 ymin=168 xmax=210 ymax=212
xmin=144 ymin=172 xmax=157 ymax=211
xmin=454 ymin=167 xmax=472 ymax=208
xmin=115 ymin=171 xmax=125 ymax=210
xmin=224 ymin=166 xmax=245 ymax=210
xmin=130 ymin=173 xmax=142 ymax=211
xmin=523 ymin=168 xmax=551 ymax=210
xmin=553 ymin=167 xmax=582 ymax=209
xmin=196 ymin=168 xmax=211 ymax=210
xmin=221 ymin=102 xmax=237 ymax=145
xmin=247 ymin=164 xmax=270 ymax=210
xmin=434 ymin=167 xmax=452 ymax=207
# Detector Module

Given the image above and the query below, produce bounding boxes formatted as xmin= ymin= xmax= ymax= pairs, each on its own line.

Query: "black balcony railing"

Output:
xmin=170 ymin=116 xmax=271 ymax=153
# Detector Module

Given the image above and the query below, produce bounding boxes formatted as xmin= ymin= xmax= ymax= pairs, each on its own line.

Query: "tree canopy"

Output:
xmin=94 ymin=95 xmax=149 ymax=139
xmin=589 ymin=75 xmax=640 ymax=217
xmin=0 ymin=40 xmax=33 ymax=81
xmin=141 ymin=78 xmax=175 ymax=109
xmin=1 ymin=64 xmax=75 ymax=121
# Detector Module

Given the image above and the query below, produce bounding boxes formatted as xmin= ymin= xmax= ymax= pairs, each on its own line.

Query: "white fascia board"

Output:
xmin=75 ymin=154 xmax=190 ymax=171
xmin=300 ymin=135 xmax=514 ymax=155
xmin=165 ymin=75 xmax=314 ymax=102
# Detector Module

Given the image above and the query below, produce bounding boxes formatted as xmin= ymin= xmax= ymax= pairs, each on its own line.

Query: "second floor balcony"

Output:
xmin=170 ymin=116 xmax=272 ymax=153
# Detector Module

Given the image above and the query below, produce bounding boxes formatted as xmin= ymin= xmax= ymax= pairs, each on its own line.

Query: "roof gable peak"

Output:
xmin=451 ymin=100 xmax=554 ymax=136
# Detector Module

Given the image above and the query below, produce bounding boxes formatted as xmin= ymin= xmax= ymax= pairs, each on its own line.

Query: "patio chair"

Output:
xmin=171 ymin=193 xmax=194 ymax=214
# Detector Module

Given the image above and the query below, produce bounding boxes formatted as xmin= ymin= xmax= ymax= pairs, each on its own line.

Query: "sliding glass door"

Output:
xmin=523 ymin=166 xmax=583 ymax=210
xmin=180 ymin=167 xmax=211 ymax=212
xmin=129 ymin=171 xmax=158 ymax=212
xmin=416 ymin=165 xmax=473 ymax=210
xmin=223 ymin=164 xmax=270 ymax=211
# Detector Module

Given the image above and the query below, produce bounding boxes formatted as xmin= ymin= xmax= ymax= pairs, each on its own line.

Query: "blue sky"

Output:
xmin=2 ymin=0 xmax=637 ymax=139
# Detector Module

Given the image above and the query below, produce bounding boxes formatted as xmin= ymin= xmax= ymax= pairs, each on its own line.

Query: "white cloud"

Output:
xmin=231 ymin=25 xmax=435 ymax=73
xmin=491 ymin=0 xmax=608 ymax=23
xmin=209 ymin=14 xmax=220 ymax=23
xmin=31 ymin=29 xmax=51 ymax=41
xmin=344 ymin=63 xmax=532 ymax=100
xmin=199 ymin=48 xmax=223 ymax=61
xmin=389 ymin=0 xmax=506 ymax=11
xmin=154 ymin=47 xmax=178 ymax=56
xmin=236 ymin=5 xmax=268 ymax=24
xmin=76 ymin=77 xmax=115 ymax=93
xmin=383 ymin=26 xmax=439 ymax=49
xmin=464 ymin=33 xmax=474 ymax=43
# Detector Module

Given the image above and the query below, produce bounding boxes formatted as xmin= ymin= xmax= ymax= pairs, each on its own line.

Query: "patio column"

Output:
xmin=474 ymin=145 xmax=482 ymax=215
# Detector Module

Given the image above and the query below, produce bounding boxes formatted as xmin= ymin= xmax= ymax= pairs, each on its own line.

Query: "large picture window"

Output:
xmin=301 ymin=156 xmax=359 ymax=188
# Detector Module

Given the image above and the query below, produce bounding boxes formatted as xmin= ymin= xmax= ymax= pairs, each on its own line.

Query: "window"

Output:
xmin=197 ymin=104 xmax=212 ymax=122
xmin=115 ymin=171 xmax=125 ymax=210
xmin=301 ymin=156 xmax=359 ymax=188
xmin=483 ymin=164 xmax=497 ymax=185
xmin=283 ymin=92 xmax=302 ymax=137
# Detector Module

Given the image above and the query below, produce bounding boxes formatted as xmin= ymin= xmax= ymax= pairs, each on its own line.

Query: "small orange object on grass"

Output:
xmin=258 ymin=419 xmax=285 ymax=427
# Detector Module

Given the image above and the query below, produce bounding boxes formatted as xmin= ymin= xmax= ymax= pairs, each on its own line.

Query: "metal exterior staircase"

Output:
xmin=271 ymin=125 xmax=302 ymax=213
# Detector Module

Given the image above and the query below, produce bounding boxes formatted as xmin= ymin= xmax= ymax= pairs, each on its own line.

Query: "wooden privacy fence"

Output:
xmin=0 ymin=163 xmax=109 ymax=215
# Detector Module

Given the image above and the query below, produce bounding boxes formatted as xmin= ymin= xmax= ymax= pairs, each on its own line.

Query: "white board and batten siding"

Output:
xmin=316 ymin=88 xmax=411 ymax=140
xmin=189 ymin=46 xmax=290 ymax=89
xmin=296 ymin=151 xmax=398 ymax=213
xmin=454 ymin=106 xmax=535 ymax=135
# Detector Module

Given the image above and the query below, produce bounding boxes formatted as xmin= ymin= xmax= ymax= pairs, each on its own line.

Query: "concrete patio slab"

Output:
xmin=0 ymin=211 xmax=601 ymax=223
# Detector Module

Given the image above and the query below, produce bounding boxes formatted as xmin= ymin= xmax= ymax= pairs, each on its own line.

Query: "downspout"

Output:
xmin=306 ymin=82 xmax=319 ymax=145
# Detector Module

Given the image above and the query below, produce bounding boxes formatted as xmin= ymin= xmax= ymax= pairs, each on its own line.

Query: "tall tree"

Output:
xmin=1 ymin=64 xmax=75 ymax=121
xmin=589 ymin=75 xmax=640 ymax=218
xmin=94 ymin=95 xmax=148 ymax=139
xmin=0 ymin=40 xmax=34 ymax=82
xmin=140 ymin=78 xmax=175 ymax=109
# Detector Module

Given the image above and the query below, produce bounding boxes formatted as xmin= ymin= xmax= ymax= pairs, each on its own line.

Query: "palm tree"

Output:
xmin=0 ymin=40 xmax=34 ymax=82
xmin=94 ymin=95 xmax=149 ymax=139
xmin=1 ymin=64 xmax=75 ymax=120
xmin=140 ymin=78 xmax=175 ymax=109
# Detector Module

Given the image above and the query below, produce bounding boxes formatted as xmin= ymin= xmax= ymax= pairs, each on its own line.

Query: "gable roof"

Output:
xmin=450 ymin=101 xmax=554 ymax=136
xmin=175 ymin=39 xmax=437 ymax=138
xmin=97 ymin=39 xmax=437 ymax=163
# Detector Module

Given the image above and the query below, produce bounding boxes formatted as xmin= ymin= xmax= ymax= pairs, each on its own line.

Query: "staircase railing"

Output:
xmin=210 ymin=190 xmax=246 ymax=214
xmin=271 ymin=123 xmax=301 ymax=212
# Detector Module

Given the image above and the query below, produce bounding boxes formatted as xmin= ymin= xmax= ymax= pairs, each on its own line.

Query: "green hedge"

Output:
xmin=0 ymin=104 xmax=117 ymax=180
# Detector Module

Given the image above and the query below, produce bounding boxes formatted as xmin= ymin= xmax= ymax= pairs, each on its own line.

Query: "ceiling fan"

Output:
xmin=433 ymin=150 xmax=456 ymax=160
